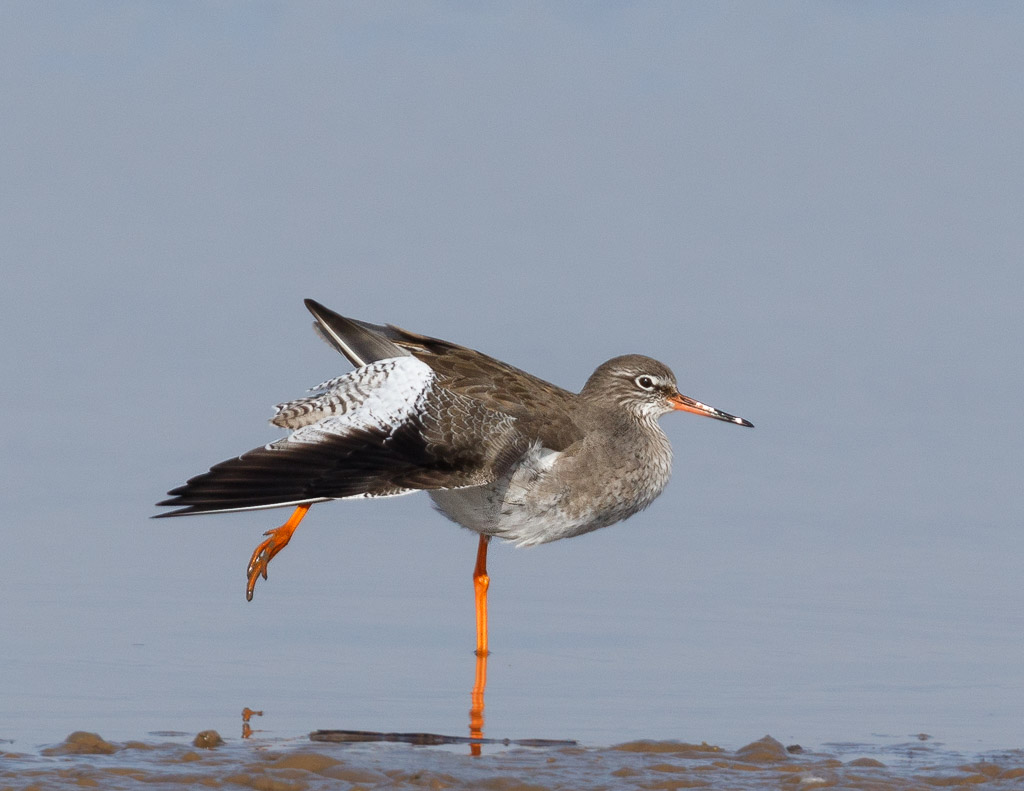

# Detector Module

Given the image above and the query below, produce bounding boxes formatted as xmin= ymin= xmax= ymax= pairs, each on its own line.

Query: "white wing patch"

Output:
xmin=271 ymin=356 xmax=435 ymax=442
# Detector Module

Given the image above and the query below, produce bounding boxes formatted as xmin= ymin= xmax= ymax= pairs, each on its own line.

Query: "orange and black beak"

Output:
xmin=669 ymin=392 xmax=753 ymax=427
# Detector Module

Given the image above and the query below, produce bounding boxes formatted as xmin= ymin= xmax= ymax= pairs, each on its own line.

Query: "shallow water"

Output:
xmin=5 ymin=499 xmax=1024 ymax=764
xmin=5 ymin=730 xmax=1024 ymax=791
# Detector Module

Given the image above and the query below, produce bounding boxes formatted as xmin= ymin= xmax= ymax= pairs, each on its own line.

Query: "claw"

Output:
xmin=245 ymin=504 xmax=311 ymax=601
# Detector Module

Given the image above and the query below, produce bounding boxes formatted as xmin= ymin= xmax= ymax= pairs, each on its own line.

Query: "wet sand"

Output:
xmin=4 ymin=730 xmax=1024 ymax=791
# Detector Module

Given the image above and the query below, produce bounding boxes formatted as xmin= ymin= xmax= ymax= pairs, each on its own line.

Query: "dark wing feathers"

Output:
xmin=305 ymin=299 xmax=409 ymax=366
xmin=156 ymin=391 xmax=529 ymax=517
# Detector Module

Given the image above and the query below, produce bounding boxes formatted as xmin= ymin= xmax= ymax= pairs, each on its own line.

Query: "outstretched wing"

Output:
xmin=155 ymin=356 xmax=528 ymax=517
xmin=305 ymin=299 xmax=583 ymax=451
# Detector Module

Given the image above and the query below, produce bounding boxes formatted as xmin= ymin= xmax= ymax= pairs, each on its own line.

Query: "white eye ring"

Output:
xmin=635 ymin=375 xmax=656 ymax=391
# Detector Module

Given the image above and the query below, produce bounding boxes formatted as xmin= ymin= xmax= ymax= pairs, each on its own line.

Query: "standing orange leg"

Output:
xmin=246 ymin=504 xmax=311 ymax=601
xmin=473 ymin=534 xmax=491 ymax=657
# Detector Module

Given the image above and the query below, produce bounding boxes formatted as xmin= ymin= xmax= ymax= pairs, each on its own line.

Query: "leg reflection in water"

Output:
xmin=469 ymin=649 xmax=488 ymax=756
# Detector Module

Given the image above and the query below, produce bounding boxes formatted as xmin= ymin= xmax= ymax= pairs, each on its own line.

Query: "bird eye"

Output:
xmin=635 ymin=375 xmax=656 ymax=391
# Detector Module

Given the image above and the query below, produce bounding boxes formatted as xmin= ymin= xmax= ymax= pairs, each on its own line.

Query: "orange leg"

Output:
xmin=473 ymin=534 xmax=491 ymax=657
xmin=246 ymin=504 xmax=311 ymax=601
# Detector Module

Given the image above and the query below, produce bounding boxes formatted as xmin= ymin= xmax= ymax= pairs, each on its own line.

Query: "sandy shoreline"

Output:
xmin=4 ymin=730 xmax=1024 ymax=790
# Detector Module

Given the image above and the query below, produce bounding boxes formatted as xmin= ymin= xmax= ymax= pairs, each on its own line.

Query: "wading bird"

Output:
xmin=156 ymin=300 xmax=753 ymax=656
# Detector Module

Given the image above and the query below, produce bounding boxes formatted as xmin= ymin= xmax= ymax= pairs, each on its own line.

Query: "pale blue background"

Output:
xmin=2 ymin=3 xmax=1022 ymax=753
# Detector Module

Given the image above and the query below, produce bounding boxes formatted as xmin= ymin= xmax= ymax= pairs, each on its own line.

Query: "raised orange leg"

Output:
xmin=246 ymin=504 xmax=311 ymax=601
xmin=473 ymin=534 xmax=491 ymax=657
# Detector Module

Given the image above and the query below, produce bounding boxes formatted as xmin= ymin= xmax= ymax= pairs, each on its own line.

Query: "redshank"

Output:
xmin=156 ymin=300 xmax=753 ymax=654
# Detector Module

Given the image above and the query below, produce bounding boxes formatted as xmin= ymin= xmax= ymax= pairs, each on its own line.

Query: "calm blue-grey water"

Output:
xmin=5 ymin=488 xmax=1023 ymax=755
xmin=2 ymin=5 xmax=1023 ymax=782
